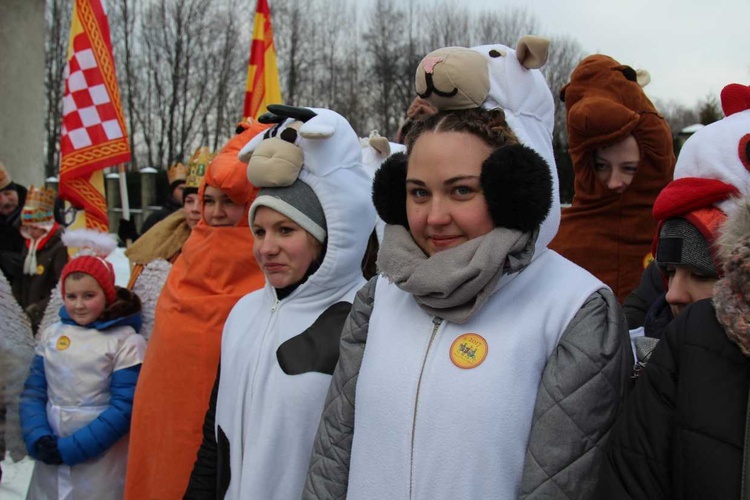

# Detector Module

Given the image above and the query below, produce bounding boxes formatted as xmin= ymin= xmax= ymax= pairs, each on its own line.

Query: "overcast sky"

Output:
xmin=462 ymin=0 xmax=749 ymax=108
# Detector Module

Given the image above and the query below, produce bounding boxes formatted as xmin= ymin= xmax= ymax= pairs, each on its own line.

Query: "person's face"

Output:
xmin=171 ymin=182 xmax=186 ymax=204
xmin=665 ymin=265 xmax=717 ymax=317
xmin=25 ymin=226 xmax=46 ymax=239
xmin=202 ymin=185 xmax=244 ymax=227
xmin=63 ymin=274 xmax=107 ymax=326
xmin=593 ymin=135 xmax=640 ymax=194
xmin=406 ymin=131 xmax=495 ymax=256
xmin=0 ymin=189 xmax=19 ymax=216
xmin=252 ymin=206 xmax=323 ymax=289
xmin=183 ymin=193 xmax=201 ymax=229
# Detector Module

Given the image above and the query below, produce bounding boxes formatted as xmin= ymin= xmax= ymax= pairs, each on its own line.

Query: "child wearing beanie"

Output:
xmin=20 ymin=229 xmax=145 ymax=500
xmin=601 ymin=83 xmax=750 ymax=499
xmin=185 ymin=106 xmax=376 ymax=499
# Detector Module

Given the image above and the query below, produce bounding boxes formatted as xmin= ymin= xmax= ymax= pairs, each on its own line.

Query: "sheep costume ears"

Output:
xmin=239 ymin=104 xmax=346 ymax=188
xmin=373 ymin=144 xmax=552 ymax=233
xmin=414 ymin=36 xmax=550 ymax=111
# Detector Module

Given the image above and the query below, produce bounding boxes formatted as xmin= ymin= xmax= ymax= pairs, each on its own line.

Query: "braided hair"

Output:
xmin=403 ymin=108 xmax=519 ymax=153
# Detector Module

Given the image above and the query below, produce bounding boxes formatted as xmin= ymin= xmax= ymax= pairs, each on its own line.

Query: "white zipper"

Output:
xmin=245 ymin=297 xmax=281 ymax=411
xmin=409 ymin=316 xmax=443 ymax=499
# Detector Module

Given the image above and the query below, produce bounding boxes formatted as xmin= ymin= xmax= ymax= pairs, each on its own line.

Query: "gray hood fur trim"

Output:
xmin=713 ymin=195 xmax=750 ymax=356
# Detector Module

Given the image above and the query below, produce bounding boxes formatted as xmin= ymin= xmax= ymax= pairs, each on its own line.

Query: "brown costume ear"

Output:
xmin=369 ymin=136 xmax=391 ymax=156
xmin=372 ymin=152 xmax=409 ymax=227
xmin=515 ymin=35 xmax=550 ymax=69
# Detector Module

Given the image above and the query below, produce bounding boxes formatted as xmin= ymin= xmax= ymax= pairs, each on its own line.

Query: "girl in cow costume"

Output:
xmin=305 ymin=38 xmax=632 ymax=499
xmin=185 ymin=106 xmax=376 ymax=499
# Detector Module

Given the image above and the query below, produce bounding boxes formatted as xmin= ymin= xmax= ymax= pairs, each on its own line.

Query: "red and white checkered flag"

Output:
xmin=59 ymin=0 xmax=130 ymax=232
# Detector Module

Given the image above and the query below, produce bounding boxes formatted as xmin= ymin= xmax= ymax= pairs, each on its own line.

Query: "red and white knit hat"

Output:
xmin=652 ymin=82 xmax=750 ymax=273
xmin=61 ymin=229 xmax=118 ymax=304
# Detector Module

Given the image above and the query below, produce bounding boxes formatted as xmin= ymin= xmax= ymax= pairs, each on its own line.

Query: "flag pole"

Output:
xmin=118 ymin=164 xmax=130 ymax=221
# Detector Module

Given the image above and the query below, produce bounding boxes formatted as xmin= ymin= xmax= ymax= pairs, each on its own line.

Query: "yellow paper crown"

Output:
xmin=0 ymin=162 xmax=10 ymax=190
xmin=167 ymin=161 xmax=188 ymax=185
xmin=21 ymin=185 xmax=56 ymax=227
xmin=185 ymin=147 xmax=213 ymax=189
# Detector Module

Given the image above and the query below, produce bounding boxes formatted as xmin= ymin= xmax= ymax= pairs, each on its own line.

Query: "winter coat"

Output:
xmin=622 ymin=261 xmax=666 ymax=329
xmin=305 ymin=191 xmax=632 ymax=498
xmin=139 ymin=196 xmax=182 ymax=235
xmin=0 ymin=184 xmax=27 ymax=285
xmin=185 ymin=108 xmax=377 ymax=499
xmin=12 ymin=224 xmax=68 ymax=334
xmin=304 ymin=258 xmax=631 ymax=499
xmin=20 ymin=308 xmax=145 ymax=500
xmin=600 ymin=195 xmax=750 ymax=499
xmin=600 ymin=299 xmax=748 ymax=499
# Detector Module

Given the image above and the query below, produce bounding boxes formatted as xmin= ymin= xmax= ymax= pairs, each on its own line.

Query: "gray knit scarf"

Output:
xmin=377 ymin=225 xmax=535 ymax=324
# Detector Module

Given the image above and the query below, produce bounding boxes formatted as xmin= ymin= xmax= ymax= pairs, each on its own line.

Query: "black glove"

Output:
xmin=34 ymin=435 xmax=63 ymax=465
xmin=118 ymin=218 xmax=139 ymax=245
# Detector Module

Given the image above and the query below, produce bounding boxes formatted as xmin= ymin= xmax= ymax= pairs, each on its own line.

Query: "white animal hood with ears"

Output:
xmin=242 ymin=107 xmax=377 ymax=295
xmin=471 ymin=42 xmax=559 ymax=251
xmin=415 ymin=38 xmax=560 ymax=252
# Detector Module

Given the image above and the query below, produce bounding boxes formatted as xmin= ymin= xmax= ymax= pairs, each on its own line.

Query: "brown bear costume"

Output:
xmin=549 ymin=54 xmax=675 ymax=302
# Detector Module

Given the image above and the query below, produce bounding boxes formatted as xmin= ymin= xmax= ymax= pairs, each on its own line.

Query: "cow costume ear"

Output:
xmin=481 ymin=144 xmax=552 ymax=232
xmin=372 ymin=152 xmax=409 ymax=228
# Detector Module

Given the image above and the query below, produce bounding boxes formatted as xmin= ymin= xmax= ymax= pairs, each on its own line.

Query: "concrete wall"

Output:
xmin=0 ymin=0 xmax=46 ymax=188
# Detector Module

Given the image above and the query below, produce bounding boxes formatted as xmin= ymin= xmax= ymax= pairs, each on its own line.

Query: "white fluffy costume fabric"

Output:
xmin=214 ymin=107 xmax=376 ymax=499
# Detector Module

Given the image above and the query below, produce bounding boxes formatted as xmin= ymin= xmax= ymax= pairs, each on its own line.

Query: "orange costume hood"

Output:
xmin=125 ymin=121 xmax=268 ymax=499
xmin=549 ymin=55 xmax=674 ymax=302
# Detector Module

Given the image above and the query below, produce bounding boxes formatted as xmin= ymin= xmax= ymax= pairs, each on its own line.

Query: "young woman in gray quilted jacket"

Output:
xmin=304 ymin=108 xmax=632 ymax=500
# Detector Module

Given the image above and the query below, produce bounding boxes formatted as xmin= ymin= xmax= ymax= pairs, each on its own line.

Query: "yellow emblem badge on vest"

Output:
xmin=56 ymin=336 xmax=71 ymax=351
xmin=450 ymin=333 xmax=488 ymax=369
xmin=36 ymin=264 xmax=45 ymax=275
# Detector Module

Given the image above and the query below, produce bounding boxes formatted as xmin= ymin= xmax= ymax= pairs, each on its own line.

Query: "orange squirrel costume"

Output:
xmin=549 ymin=55 xmax=674 ymax=302
xmin=125 ymin=122 xmax=268 ymax=499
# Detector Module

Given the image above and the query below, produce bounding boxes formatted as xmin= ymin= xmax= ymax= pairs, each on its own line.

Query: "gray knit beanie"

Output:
xmin=656 ymin=217 xmax=717 ymax=277
xmin=248 ymin=179 xmax=327 ymax=243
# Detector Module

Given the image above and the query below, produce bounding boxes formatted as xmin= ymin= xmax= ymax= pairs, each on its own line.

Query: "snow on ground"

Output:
xmin=0 ymin=454 xmax=33 ymax=499
xmin=0 ymin=240 xmax=130 ymax=497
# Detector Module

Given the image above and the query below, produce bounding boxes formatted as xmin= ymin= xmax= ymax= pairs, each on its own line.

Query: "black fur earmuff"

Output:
xmin=372 ymin=146 xmax=552 ymax=233
xmin=372 ymin=152 xmax=409 ymax=228
xmin=480 ymin=144 xmax=552 ymax=232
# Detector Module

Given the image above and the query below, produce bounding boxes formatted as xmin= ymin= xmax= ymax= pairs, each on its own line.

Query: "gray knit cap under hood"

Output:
xmin=249 ymin=179 xmax=327 ymax=243
xmin=656 ymin=217 xmax=717 ymax=277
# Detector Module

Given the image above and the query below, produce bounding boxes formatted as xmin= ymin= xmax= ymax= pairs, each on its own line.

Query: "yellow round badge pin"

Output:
xmin=56 ymin=336 xmax=71 ymax=351
xmin=450 ymin=333 xmax=488 ymax=369
xmin=36 ymin=264 xmax=45 ymax=275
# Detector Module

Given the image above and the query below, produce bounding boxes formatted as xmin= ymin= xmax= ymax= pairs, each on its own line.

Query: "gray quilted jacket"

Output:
xmin=304 ymin=277 xmax=632 ymax=499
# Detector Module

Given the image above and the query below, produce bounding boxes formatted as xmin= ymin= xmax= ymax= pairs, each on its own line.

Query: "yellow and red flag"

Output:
xmin=243 ymin=0 xmax=282 ymax=119
xmin=59 ymin=0 xmax=130 ymax=232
